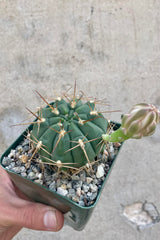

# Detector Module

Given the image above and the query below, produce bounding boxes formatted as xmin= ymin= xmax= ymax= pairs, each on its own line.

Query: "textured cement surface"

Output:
xmin=0 ymin=0 xmax=160 ymax=239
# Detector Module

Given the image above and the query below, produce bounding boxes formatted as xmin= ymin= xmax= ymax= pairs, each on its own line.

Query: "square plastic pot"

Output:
xmin=0 ymin=122 xmax=123 ymax=231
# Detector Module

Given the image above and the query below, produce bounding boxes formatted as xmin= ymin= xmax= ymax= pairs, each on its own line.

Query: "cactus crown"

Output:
xmin=30 ymin=90 xmax=108 ymax=169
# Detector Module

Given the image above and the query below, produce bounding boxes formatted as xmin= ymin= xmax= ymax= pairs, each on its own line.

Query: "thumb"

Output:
xmin=10 ymin=201 xmax=64 ymax=231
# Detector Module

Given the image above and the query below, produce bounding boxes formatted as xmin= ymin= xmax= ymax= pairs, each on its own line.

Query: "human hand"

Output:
xmin=0 ymin=166 xmax=64 ymax=240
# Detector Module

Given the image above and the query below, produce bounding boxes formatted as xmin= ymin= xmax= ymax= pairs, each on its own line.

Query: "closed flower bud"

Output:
xmin=122 ymin=103 xmax=160 ymax=139
xmin=102 ymin=103 xmax=160 ymax=143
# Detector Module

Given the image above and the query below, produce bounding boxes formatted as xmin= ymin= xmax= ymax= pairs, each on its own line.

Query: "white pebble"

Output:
xmin=76 ymin=187 xmax=81 ymax=197
xmin=8 ymin=150 xmax=16 ymax=158
xmin=89 ymin=183 xmax=98 ymax=192
xmin=82 ymin=184 xmax=89 ymax=193
xmin=38 ymin=173 xmax=43 ymax=179
xmin=96 ymin=164 xmax=105 ymax=178
xmin=27 ymin=172 xmax=36 ymax=180
xmin=57 ymin=187 xmax=68 ymax=196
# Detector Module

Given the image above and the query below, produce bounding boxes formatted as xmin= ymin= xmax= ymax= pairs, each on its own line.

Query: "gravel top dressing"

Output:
xmin=2 ymin=134 xmax=121 ymax=207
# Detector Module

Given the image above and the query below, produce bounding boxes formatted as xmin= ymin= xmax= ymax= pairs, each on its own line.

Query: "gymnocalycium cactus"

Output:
xmin=30 ymin=90 xmax=108 ymax=169
xmin=26 ymin=86 xmax=159 ymax=172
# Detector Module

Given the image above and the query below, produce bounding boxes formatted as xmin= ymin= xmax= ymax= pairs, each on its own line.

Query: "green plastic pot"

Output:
xmin=0 ymin=122 xmax=123 ymax=231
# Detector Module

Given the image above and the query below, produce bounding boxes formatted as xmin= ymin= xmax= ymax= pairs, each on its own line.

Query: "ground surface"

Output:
xmin=0 ymin=1 xmax=160 ymax=239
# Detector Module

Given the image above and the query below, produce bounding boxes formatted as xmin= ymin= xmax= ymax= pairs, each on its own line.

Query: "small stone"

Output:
xmin=86 ymin=177 xmax=93 ymax=184
xmin=20 ymin=166 xmax=26 ymax=173
xmin=2 ymin=157 xmax=13 ymax=166
xmin=34 ymin=179 xmax=43 ymax=185
xmin=93 ymin=178 xmax=98 ymax=184
xmin=66 ymin=194 xmax=72 ymax=199
xmin=72 ymin=180 xmax=82 ymax=189
xmin=15 ymin=152 xmax=20 ymax=159
xmin=96 ymin=164 xmax=105 ymax=178
xmin=82 ymin=184 xmax=89 ymax=193
xmin=12 ymin=166 xmax=23 ymax=174
xmin=87 ymin=192 xmax=92 ymax=197
xmin=67 ymin=182 xmax=72 ymax=189
xmin=8 ymin=150 xmax=16 ymax=158
xmin=20 ymin=154 xmax=28 ymax=164
xmin=38 ymin=173 xmax=43 ymax=179
xmin=81 ymin=190 xmax=85 ymax=195
xmin=16 ymin=159 xmax=23 ymax=166
xmin=72 ymin=195 xmax=80 ymax=203
xmin=49 ymin=181 xmax=56 ymax=191
xmin=76 ymin=187 xmax=81 ymax=197
xmin=68 ymin=189 xmax=75 ymax=195
xmin=21 ymin=172 xmax=27 ymax=178
xmin=57 ymin=187 xmax=68 ymax=196
xmin=89 ymin=183 xmax=98 ymax=192
xmin=79 ymin=200 xmax=85 ymax=207
xmin=90 ymin=192 xmax=98 ymax=201
xmin=10 ymin=162 xmax=16 ymax=168
xmin=17 ymin=145 xmax=23 ymax=153
xmin=27 ymin=172 xmax=36 ymax=180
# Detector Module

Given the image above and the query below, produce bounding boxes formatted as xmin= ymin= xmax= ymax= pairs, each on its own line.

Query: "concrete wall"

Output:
xmin=0 ymin=0 xmax=160 ymax=239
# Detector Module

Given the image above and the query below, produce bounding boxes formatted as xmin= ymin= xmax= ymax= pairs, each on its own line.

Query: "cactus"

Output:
xmin=102 ymin=103 xmax=160 ymax=143
xmin=18 ymin=82 xmax=159 ymax=172
xmin=30 ymin=92 xmax=108 ymax=169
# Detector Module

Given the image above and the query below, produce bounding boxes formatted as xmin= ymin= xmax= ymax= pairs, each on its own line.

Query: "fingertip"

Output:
xmin=43 ymin=209 xmax=64 ymax=232
xmin=55 ymin=210 xmax=64 ymax=231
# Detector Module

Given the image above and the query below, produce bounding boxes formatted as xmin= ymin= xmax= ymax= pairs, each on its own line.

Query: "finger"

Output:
xmin=8 ymin=202 xmax=64 ymax=232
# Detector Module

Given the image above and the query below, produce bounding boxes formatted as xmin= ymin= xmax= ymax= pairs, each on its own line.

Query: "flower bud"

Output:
xmin=102 ymin=103 xmax=160 ymax=143
xmin=122 ymin=103 xmax=160 ymax=139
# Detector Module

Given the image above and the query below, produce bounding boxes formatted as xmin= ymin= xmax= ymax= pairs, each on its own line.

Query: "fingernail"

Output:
xmin=43 ymin=210 xmax=57 ymax=230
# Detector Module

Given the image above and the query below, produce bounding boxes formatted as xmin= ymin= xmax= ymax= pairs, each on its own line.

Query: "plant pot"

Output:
xmin=0 ymin=122 xmax=123 ymax=231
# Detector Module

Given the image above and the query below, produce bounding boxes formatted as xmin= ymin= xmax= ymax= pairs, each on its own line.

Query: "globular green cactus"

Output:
xmin=26 ymin=86 xmax=159 ymax=172
xmin=102 ymin=103 xmax=160 ymax=143
xmin=31 ymin=94 xmax=108 ymax=169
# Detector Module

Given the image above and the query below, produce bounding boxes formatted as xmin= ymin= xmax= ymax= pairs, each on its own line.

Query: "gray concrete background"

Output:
xmin=0 ymin=0 xmax=160 ymax=239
